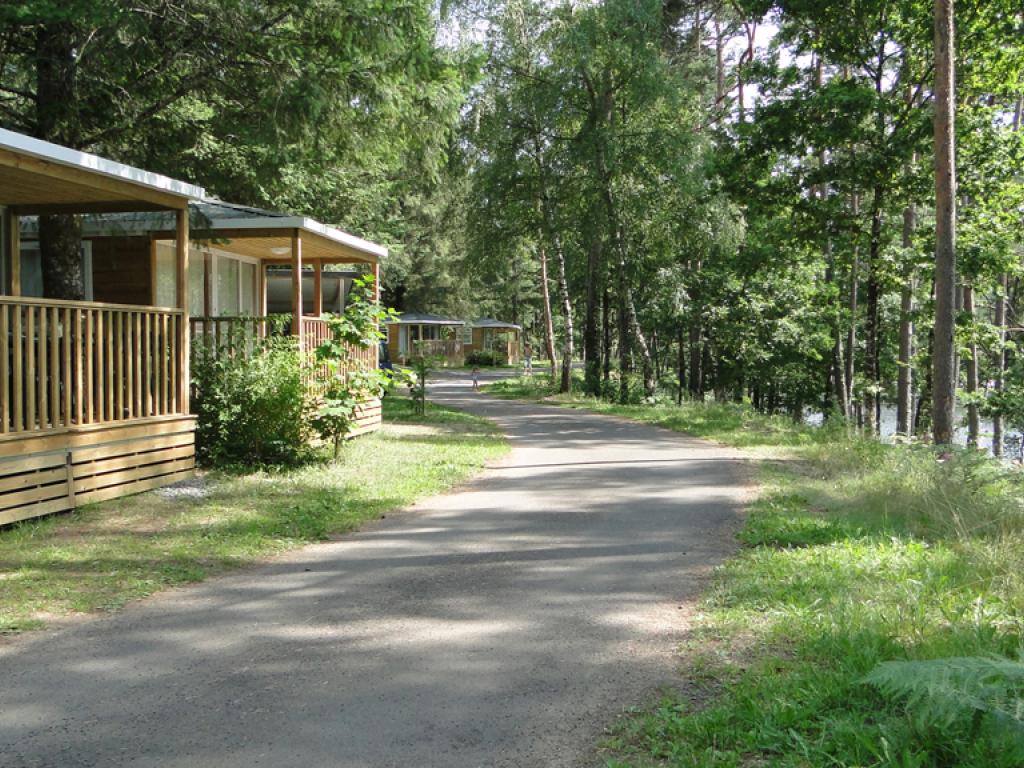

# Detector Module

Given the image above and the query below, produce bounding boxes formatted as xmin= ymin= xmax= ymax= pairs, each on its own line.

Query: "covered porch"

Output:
xmin=0 ymin=128 xmax=203 ymax=525
xmin=20 ymin=200 xmax=388 ymax=438
xmin=386 ymin=313 xmax=465 ymax=367
xmin=465 ymin=318 xmax=522 ymax=364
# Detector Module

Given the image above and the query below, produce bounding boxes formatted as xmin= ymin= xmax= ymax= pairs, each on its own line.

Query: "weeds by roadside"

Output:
xmin=486 ymin=375 xmax=1024 ymax=767
xmin=0 ymin=397 xmax=507 ymax=636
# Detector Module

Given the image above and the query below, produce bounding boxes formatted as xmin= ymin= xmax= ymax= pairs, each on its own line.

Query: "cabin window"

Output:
xmin=216 ymin=256 xmax=240 ymax=316
xmin=154 ymin=243 xmax=177 ymax=307
xmin=168 ymin=248 xmax=259 ymax=317
xmin=189 ymin=250 xmax=204 ymax=314
xmin=240 ymin=262 xmax=256 ymax=314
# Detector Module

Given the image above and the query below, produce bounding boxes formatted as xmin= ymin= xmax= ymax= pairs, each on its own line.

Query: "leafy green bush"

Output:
xmin=191 ymin=328 xmax=313 ymax=467
xmin=465 ymin=349 xmax=505 ymax=366
xmin=406 ymin=355 xmax=435 ymax=415
xmin=312 ymin=278 xmax=396 ymax=458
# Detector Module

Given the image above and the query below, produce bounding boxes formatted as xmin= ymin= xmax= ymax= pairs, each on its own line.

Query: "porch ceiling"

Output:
xmin=0 ymin=130 xmax=203 ymax=213
xmin=205 ymin=228 xmax=378 ymax=266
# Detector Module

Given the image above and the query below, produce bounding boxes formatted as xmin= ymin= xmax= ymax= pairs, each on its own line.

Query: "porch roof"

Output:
xmin=21 ymin=198 xmax=387 ymax=264
xmin=388 ymin=312 xmax=465 ymax=326
xmin=473 ymin=318 xmax=521 ymax=330
xmin=0 ymin=128 xmax=204 ymax=213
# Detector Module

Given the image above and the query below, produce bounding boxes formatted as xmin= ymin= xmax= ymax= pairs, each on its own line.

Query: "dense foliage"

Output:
xmin=312 ymin=278 xmax=396 ymax=457
xmin=447 ymin=0 xmax=1024 ymax=455
xmin=0 ymin=0 xmax=470 ymax=298
xmin=191 ymin=328 xmax=312 ymax=466
xmin=192 ymin=280 xmax=388 ymax=466
xmin=5 ymin=1 xmax=1021 ymax=445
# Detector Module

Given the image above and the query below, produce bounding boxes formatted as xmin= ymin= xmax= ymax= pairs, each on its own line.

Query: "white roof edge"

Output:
xmin=474 ymin=321 xmax=521 ymax=329
xmin=387 ymin=317 xmax=465 ymax=326
xmin=0 ymin=127 xmax=206 ymax=201
xmin=179 ymin=215 xmax=387 ymax=260
xmin=21 ymin=210 xmax=388 ymax=260
xmin=299 ymin=217 xmax=388 ymax=259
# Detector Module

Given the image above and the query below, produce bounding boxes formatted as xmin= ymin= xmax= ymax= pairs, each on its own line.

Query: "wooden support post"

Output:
xmin=203 ymin=249 xmax=212 ymax=318
xmin=257 ymin=261 xmax=268 ymax=339
xmin=175 ymin=208 xmax=189 ymax=414
xmin=291 ymin=230 xmax=303 ymax=351
xmin=372 ymin=261 xmax=381 ymax=369
xmin=5 ymin=208 xmax=20 ymax=296
xmin=149 ymin=237 xmax=158 ymax=304
xmin=312 ymin=260 xmax=323 ymax=317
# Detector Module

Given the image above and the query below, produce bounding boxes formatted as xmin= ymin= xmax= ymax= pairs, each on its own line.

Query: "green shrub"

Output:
xmin=191 ymin=328 xmax=313 ymax=467
xmin=311 ymin=278 xmax=396 ymax=458
xmin=465 ymin=349 xmax=505 ymax=366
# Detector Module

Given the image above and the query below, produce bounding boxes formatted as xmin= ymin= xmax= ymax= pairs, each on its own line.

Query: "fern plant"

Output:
xmin=864 ymin=656 xmax=1024 ymax=757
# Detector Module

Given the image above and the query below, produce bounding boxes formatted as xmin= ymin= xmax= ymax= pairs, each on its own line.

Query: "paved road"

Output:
xmin=1 ymin=376 xmax=748 ymax=768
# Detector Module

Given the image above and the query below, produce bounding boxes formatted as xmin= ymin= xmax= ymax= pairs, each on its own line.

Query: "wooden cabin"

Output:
xmin=20 ymin=199 xmax=388 ymax=439
xmin=386 ymin=313 xmax=465 ymax=366
xmin=464 ymin=318 xmax=522 ymax=364
xmin=0 ymin=128 xmax=203 ymax=526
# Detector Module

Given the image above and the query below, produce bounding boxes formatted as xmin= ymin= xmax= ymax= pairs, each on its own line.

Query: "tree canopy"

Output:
xmin=2 ymin=0 xmax=1022 ymax=448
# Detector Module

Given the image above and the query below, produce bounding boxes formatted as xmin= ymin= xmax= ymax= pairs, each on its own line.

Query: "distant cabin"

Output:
xmin=386 ymin=313 xmax=465 ymax=366
xmin=465 ymin=318 xmax=521 ymax=364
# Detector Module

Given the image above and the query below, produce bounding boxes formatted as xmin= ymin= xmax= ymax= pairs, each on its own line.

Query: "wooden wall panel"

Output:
xmin=89 ymin=236 xmax=152 ymax=306
xmin=0 ymin=416 xmax=195 ymax=526
xmin=347 ymin=397 xmax=382 ymax=438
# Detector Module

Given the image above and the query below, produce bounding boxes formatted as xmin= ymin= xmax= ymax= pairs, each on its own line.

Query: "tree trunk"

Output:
xmin=701 ymin=341 xmax=712 ymax=401
xmin=555 ymin=247 xmax=575 ymax=393
xmin=38 ymin=214 xmax=85 ymax=299
xmin=530 ymin=136 xmax=575 ymax=393
xmin=676 ymin=324 xmax=685 ymax=405
xmin=688 ymin=321 xmax=703 ymax=399
xmin=963 ymin=283 xmax=979 ymax=448
xmin=537 ymin=239 xmax=558 ymax=382
xmin=36 ymin=23 xmax=86 ymax=300
xmin=845 ymin=196 xmax=860 ymax=412
xmin=993 ymin=275 xmax=1008 ymax=458
xmin=602 ymin=286 xmax=612 ymax=389
xmin=932 ymin=0 xmax=957 ymax=446
xmin=583 ymin=226 xmax=603 ymax=397
xmin=915 ymin=278 xmax=937 ymax=437
xmin=863 ymin=185 xmax=884 ymax=437
xmin=996 ymin=101 xmax=1023 ymax=454
xmin=833 ymin=332 xmax=849 ymax=421
xmin=896 ymin=203 xmax=916 ymax=437
xmin=614 ymin=274 xmax=630 ymax=405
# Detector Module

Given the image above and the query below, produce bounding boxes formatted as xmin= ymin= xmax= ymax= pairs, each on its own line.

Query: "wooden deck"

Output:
xmin=1 ymin=296 xmax=194 ymax=526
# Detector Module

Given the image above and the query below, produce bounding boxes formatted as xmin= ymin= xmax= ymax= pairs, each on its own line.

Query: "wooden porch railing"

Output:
xmin=415 ymin=339 xmax=461 ymax=357
xmin=190 ymin=315 xmax=269 ymax=358
xmin=413 ymin=339 xmax=463 ymax=362
xmin=1 ymin=296 xmax=185 ymax=435
xmin=190 ymin=315 xmax=377 ymax=378
xmin=300 ymin=316 xmax=330 ymax=350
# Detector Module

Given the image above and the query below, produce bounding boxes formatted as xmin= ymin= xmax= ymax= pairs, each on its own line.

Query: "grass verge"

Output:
xmin=0 ymin=396 xmax=506 ymax=636
xmin=488 ymin=375 xmax=1024 ymax=767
